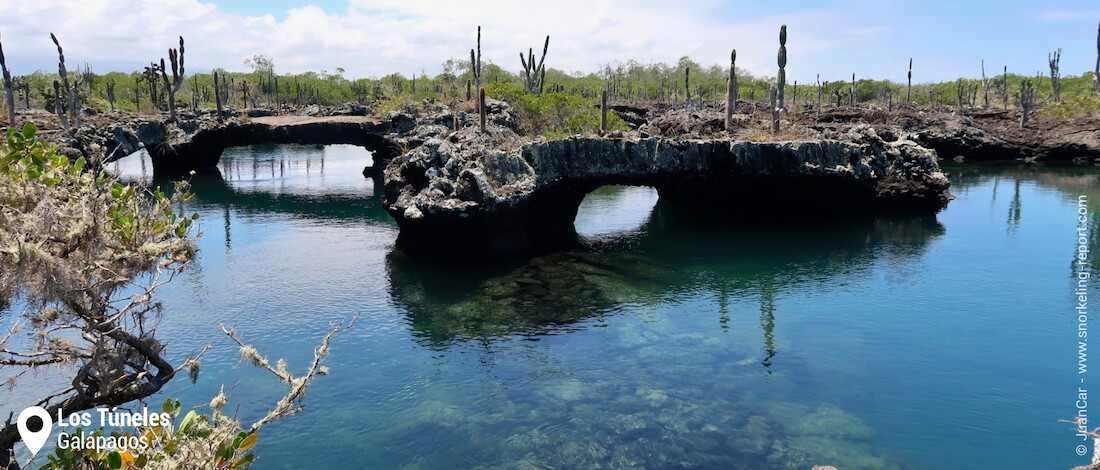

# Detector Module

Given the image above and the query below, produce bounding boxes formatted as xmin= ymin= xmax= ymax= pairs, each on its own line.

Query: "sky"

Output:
xmin=0 ymin=0 xmax=1097 ymax=84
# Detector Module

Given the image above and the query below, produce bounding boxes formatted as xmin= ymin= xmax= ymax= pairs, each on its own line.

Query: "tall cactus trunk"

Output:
xmin=478 ymin=87 xmax=487 ymax=133
xmin=770 ymin=85 xmax=779 ymax=134
xmin=50 ymin=33 xmax=77 ymax=131
xmin=214 ymin=71 xmax=224 ymax=123
xmin=777 ymin=25 xmax=787 ymax=110
xmin=725 ymin=49 xmax=737 ymax=133
xmin=600 ymin=89 xmax=608 ymax=133
xmin=907 ymin=58 xmax=912 ymax=103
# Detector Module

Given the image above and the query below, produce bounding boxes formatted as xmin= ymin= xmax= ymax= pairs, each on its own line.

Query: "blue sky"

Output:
xmin=0 ymin=0 xmax=1097 ymax=84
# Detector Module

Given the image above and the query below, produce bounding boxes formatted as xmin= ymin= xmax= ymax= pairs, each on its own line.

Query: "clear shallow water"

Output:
xmin=59 ymin=147 xmax=1100 ymax=468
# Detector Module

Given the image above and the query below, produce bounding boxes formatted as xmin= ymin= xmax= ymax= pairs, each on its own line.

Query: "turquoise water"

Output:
xmin=92 ymin=145 xmax=1100 ymax=468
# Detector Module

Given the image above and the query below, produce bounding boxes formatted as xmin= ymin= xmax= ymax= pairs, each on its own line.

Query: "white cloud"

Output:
xmin=0 ymin=0 xmax=873 ymax=82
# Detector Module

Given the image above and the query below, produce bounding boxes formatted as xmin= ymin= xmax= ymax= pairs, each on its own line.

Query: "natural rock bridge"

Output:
xmin=104 ymin=116 xmax=404 ymax=173
xmin=69 ymin=106 xmax=951 ymax=258
xmin=384 ymin=126 xmax=951 ymax=257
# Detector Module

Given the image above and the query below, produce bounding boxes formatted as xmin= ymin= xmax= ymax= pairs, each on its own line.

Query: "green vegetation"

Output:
xmin=0 ymin=122 xmax=196 ymax=465
xmin=4 ymin=45 xmax=1100 ymax=126
xmin=486 ymin=82 xmax=628 ymax=137
xmin=0 ymin=124 xmax=351 ymax=468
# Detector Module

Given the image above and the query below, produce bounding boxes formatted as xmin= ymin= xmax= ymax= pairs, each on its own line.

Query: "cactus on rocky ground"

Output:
xmin=471 ymin=26 xmax=482 ymax=93
xmin=1002 ymin=66 xmax=1008 ymax=110
xmin=849 ymin=73 xmax=855 ymax=106
xmin=1048 ymin=48 xmax=1062 ymax=103
xmin=1019 ymin=77 xmax=1035 ymax=128
xmin=1094 ymin=19 xmax=1099 ymax=93
xmin=770 ymin=85 xmax=779 ymax=134
xmin=50 ymin=33 xmax=77 ymax=130
xmin=601 ymin=88 xmax=608 ymax=133
xmin=478 ymin=87 xmax=487 ymax=133
xmin=817 ymin=76 xmax=823 ymax=106
xmin=214 ymin=70 xmax=224 ymax=123
xmin=520 ymin=35 xmax=550 ymax=94
xmin=240 ymin=80 xmax=250 ymax=108
xmin=725 ymin=49 xmax=737 ymax=132
xmin=684 ymin=67 xmax=693 ymax=110
xmin=777 ymin=24 xmax=787 ymax=110
xmin=159 ymin=36 xmax=185 ymax=121
xmin=106 ymin=79 xmax=115 ymax=112
xmin=907 ymin=58 xmax=912 ymax=103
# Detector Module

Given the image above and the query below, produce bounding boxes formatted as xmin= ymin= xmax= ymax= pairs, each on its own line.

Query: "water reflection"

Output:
xmin=387 ymin=199 xmax=946 ymax=354
xmin=946 ymin=163 xmax=1100 ymax=275
xmin=113 ymin=144 xmax=391 ymax=225
xmin=97 ymin=147 xmax=1096 ymax=469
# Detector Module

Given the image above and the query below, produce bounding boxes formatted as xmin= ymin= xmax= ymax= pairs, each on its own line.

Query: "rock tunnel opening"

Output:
xmin=573 ymin=185 xmax=660 ymax=240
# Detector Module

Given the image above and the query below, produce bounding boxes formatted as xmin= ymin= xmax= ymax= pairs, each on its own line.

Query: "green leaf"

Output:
xmin=177 ymin=410 xmax=199 ymax=434
xmin=232 ymin=453 xmax=256 ymax=467
xmin=107 ymin=451 xmax=122 ymax=469
xmin=22 ymin=121 xmax=35 ymax=139
xmin=238 ymin=433 xmax=258 ymax=452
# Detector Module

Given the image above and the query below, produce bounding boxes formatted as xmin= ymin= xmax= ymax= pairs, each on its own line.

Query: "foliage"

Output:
xmin=30 ymin=315 xmax=353 ymax=470
xmin=0 ymin=122 xmax=198 ymax=464
xmin=1041 ymin=92 xmax=1100 ymax=118
xmin=486 ymin=82 xmax=628 ymax=137
xmin=40 ymin=397 xmax=256 ymax=470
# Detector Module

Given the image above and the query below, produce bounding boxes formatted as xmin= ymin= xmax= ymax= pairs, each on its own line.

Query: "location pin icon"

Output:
xmin=17 ymin=406 xmax=51 ymax=457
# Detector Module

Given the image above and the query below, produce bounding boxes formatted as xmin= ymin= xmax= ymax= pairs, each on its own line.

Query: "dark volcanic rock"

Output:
xmin=383 ymin=123 xmax=951 ymax=257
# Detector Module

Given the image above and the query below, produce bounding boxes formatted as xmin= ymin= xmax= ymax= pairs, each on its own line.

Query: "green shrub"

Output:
xmin=485 ymin=82 xmax=629 ymax=137
xmin=1041 ymin=93 xmax=1100 ymax=119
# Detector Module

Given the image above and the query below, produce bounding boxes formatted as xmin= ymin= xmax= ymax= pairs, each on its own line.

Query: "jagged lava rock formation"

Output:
xmin=383 ymin=124 xmax=951 ymax=257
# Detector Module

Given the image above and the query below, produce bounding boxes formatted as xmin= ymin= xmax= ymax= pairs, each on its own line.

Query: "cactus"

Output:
xmin=1095 ymin=19 xmax=1099 ymax=93
xmin=159 ymin=36 xmax=185 ymax=121
xmin=601 ymin=88 xmax=608 ymax=133
xmin=478 ymin=86 xmax=486 ymax=133
xmin=1002 ymin=65 xmax=1008 ymax=110
xmin=470 ymin=26 xmax=482 ymax=93
xmin=725 ymin=49 xmax=737 ymax=132
xmin=1049 ymin=48 xmax=1061 ymax=103
xmin=1019 ymin=77 xmax=1035 ymax=128
xmin=907 ymin=58 xmax=912 ymax=103
xmin=240 ymin=80 xmax=250 ymax=108
xmin=849 ymin=73 xmax=855 ymax=106
xmin=466 ymin=79 xmax=471 ymax=101
xmin=519 ymin=35 xmax=549 ymax=94
xmin=684 ymin=66 xmax=694 ymax=110
xmin=777 ymin=24 xmax=787 ymax=110
xmin=769 ymin=85 xmax=779 ymax=134
xmin=980 ymin=59 xmax=989 ymax=107
xmin=214 ymin=70 xmax=224 ymax=123
xmin=817 ymin=75 xmax=823 ymax=106
xmin=50 ymin=33 xmax=77 ymax=130
xmin=106 ymin=79 xmax=116 ymax=112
